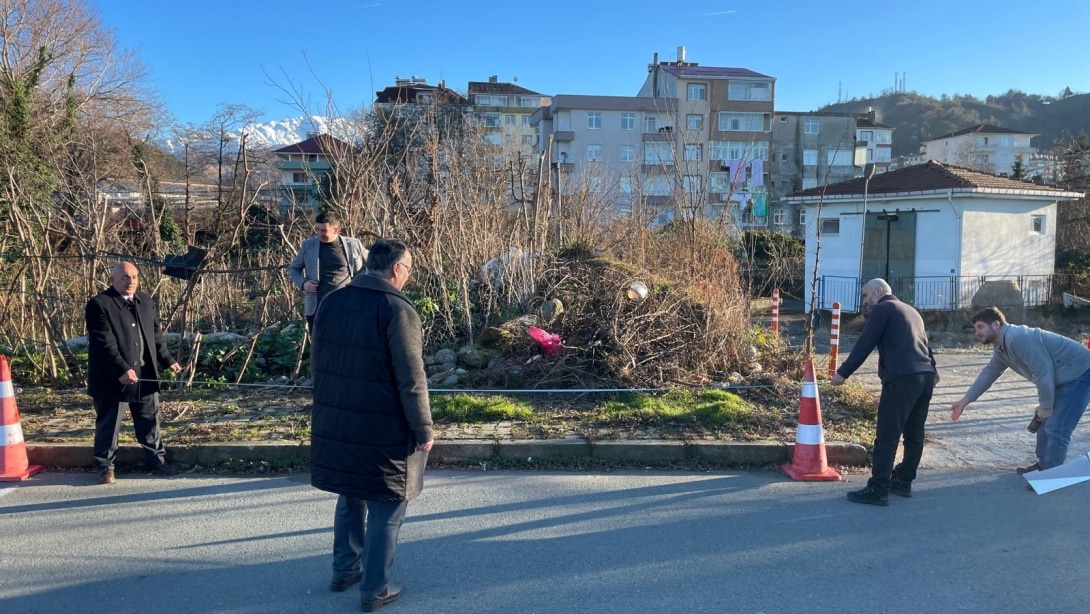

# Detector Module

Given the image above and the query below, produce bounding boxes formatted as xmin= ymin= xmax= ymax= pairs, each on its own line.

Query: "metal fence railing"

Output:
xmin=816 ymin=273 xmax=1089 ymax=313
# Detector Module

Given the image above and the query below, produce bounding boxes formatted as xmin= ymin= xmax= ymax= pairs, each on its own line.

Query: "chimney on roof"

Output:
xmin=489 ymin=75 xmax=498 ymax=83
xmin=677 ymin=46 xmax=686 ymax=64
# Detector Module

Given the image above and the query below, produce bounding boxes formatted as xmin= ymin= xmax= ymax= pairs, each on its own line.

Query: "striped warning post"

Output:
xmin=782 ymin=358 xmax=841 ymax=481
xmin=0 ymin=355 xmax=43 ymax=481
xmin=827 ymin=301 xmax=841 ymax=377
xmin=771 ymin=288 xmax=780 ymax=334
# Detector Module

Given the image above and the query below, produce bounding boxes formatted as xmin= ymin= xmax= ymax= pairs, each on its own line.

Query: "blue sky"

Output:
xmin=94 ymin=0 xmax=1090 ymax=126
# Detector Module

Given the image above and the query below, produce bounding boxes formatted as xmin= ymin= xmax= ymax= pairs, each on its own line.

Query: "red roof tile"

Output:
xmin=787 ymin=160 xmax=1081 ymax=199
xmin=273 ymin=134 xmax=350 ymax=155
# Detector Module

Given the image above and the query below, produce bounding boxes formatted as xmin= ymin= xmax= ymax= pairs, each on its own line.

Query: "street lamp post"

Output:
xmin=857 ymin=162 xmax=877 ymax=310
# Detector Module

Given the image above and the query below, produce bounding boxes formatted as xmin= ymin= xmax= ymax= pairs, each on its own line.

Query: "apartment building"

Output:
xmin=532 ymin=48 xmax=776 ymax=226
xmin=770 ymin=112 xmax=863 ymax=235
xmin=467 ymin=76 xmax=549 ymax=156
xmin=856 ymin=111 xmax=894 ymax=172
xmin=921 ymin=123 xmax=1038 ymax=175
xmin=273 ymin=133 xmax=350 ymax=215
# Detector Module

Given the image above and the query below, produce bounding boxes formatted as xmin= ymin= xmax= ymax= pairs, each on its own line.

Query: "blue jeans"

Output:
xmin=1036 ymin=367 xmax=1090 ymax=469
xmin=332 ymin=495 xmax=408 ymax=598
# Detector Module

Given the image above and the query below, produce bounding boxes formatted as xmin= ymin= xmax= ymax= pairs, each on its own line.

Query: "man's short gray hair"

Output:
xmin=864 ymin=278 xmax=892 ymax=297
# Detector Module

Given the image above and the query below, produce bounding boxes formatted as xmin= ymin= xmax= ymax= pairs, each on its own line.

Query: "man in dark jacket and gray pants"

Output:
xmin=832 ymin=278 xmax=938 ymax=506
xmin=310 ymin=238 xmax=433 ymax=612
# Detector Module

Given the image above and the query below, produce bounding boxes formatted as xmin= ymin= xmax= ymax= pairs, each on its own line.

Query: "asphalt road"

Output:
xmin=2 ymin=469 xmax=1087 ymax=614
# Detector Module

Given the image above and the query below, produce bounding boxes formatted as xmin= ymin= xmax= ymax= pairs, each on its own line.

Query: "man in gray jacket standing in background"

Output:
xmin=287 ymin=211 xmax=367 ymax=331
xmin=951 ymin=307 xmax=1090 ymax=473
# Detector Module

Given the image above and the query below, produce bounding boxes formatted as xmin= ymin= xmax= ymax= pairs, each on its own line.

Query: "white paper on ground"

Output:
xmin=1025 ymin=453 xmax=1090 ymax=495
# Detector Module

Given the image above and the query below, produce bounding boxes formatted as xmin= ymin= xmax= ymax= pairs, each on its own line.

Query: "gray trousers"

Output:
xmin=332 ymin=495 xmax=408 ymax=598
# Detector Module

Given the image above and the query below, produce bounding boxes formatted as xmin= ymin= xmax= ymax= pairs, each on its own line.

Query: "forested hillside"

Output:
xmin=819 ymin=90 xmax=1090 ymax=157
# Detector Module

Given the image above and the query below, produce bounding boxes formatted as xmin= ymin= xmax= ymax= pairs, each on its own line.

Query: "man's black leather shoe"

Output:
xmin=330 ymin=570 xmax=362 ymax=592
xmin=361 ymin=582 xmax=403 ymax=612
xmin=1016 ymin=461 xmax=1042 ymax=475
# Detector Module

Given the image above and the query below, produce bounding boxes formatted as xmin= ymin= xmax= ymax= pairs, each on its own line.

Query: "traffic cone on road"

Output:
xmin=782 ymin=358 xmax=841 ymax=481
xmin=0 ymin=355 xmax=43 ymax=481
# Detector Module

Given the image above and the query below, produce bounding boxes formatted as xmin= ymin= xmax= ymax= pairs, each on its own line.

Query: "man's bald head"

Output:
xmin=111 ymin=261 xmax=139 ymax=297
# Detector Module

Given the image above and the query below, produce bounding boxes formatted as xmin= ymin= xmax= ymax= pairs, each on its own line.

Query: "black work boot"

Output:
xmin=847 ymin=485 xmax=889 ymax=506
xmin=889 ymin=473 xmax=912 ymax=498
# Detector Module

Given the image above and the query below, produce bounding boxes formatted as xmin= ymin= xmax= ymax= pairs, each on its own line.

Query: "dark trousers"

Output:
xmin=869 ymin=372 xmax=935 ymax=493
xmin=93 ymin=394 xmax=167 ymax=469
xmin=332 ymin=495 xmax=408 ymax=599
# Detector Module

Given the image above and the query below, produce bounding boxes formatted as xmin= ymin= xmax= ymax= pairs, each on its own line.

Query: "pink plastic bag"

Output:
xmin=527 ymin=325 xmax=562 ymax=355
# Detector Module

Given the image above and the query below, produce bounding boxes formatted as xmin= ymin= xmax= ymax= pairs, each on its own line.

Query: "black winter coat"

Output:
xmin=310 ymin=274 xmax=433 ymax=501
xmin=85 ymin=288 xmax=175 ymax=402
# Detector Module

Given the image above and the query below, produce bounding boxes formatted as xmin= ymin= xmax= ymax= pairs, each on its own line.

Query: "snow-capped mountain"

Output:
xmin=236 ymin=115 xmax=336 ymax=150
xmin=163 ymin=115 xmax=359 ymax=153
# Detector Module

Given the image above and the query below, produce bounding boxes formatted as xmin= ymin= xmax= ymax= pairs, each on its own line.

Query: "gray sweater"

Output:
xmin=965 ymin=324 xmax=1090 ymax=410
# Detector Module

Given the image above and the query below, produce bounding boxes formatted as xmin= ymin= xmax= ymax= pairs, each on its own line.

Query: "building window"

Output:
xmin=773 ymin=208 xmax=789 ymax=226
xmin=710 ymin=141 xmax=770 ymax=161
xmin=798 ymin=208 xmax=806 ymax=226
xmin=821 ymin=218 xmax=840 ymax=235
xmin=875 ymin=131 xmax=891 ymax=144
xmin=684 ymin=144 xmax=702 ymax=161
xmin=828 ymin=149 xmax=853 ymax=166
xmin=683 ymin=175 xmax=702 ymax=193
xmin=522 ymin=115 xmax=530 ymax=126
xmin=780 ymin=152 xmax=789 ymax=161
xmin=802 ymin=178 xmax=818 ymax=189
xmin=587 ymin=112 xmax=601 ymax=129
xmin=779 ymin=115 xmax=788 ymax=122
xmin=586 ymin=145 xmax=602 ymax=162
xmin=621 ymin=113 xmax=635 ymax=130
xmin=718 ymin=112 xmax=771 ymax=132
xmin=874 ymin=148 xmax=891 ymax=162
xmin=519 ymin=96 xmax=537 ymax=107
xmin=860 ymin=130 xmax=873 ymax=142
xmin=644 ymin=142 xmax=674 ymax=165
xmin=644 ymin=116 xmax=657 ymax=133
xmin=1032 ymin=215 xmax=1045 ymax=234
xmin=803 ymin=149 xmax=818 ymax=166
xmin=481 ymin=113 xmax=502 ymax=127
xmin=804 ymin=119 xmax=819 ymax=134
xmin=728 ymin=81 xmax=772 ymax=101
xmin=474 ymin=94 xmax=493 ymax=105
xmin=620 ymin=145 xmax=635 ymax=163
xmin=619 ymin=176 xmax=634 ymax=194
xmin=687 ymin=83 xmax=707 ymax=101
xmin=292 ymin=172 xmax=309 ymax=184
xmin=505 ymin=115 xmax=516 ymax=126
xmin=523 ymin=135 xmax=535 ymax=145
xmin=687 ymin=114 xmax=703 ymax=130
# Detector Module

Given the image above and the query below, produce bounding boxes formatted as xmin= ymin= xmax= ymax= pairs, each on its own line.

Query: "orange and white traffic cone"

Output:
xmin=0 ymin=355 xmax=43 ymax=481
xmin=782 ymin=358 xmax=841 ymax=481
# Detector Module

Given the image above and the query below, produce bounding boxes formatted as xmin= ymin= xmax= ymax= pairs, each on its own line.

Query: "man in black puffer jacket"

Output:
xmin=310 ymin=238 xmax=433 ymax=612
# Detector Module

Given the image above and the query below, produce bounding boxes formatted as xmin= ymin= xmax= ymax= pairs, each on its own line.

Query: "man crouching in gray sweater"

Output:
xmin=951 ymin=307 xmax=1090 ymax=473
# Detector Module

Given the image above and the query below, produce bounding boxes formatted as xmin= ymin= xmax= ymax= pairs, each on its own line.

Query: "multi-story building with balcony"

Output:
xmin=856 ymin=110 xmax=894 ymax=173
xmin=532 ymin=48 xmax=775 ymax=227
xmin=921 ymin=124 xmax=1038 ymax=176
xmin=273 ymin=133 xmax=349 ymax=215
xmin=468 ymin=76 xmax=549 ymax=156
xmin=637 ymin=47 xmax=776 ymax=227
xmin=770 ymin=112 xmax=865 ymax=236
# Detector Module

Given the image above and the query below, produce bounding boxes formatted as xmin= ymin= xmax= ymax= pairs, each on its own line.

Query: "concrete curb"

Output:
xmin=27 ymin=440 xmax=867 ymax=469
